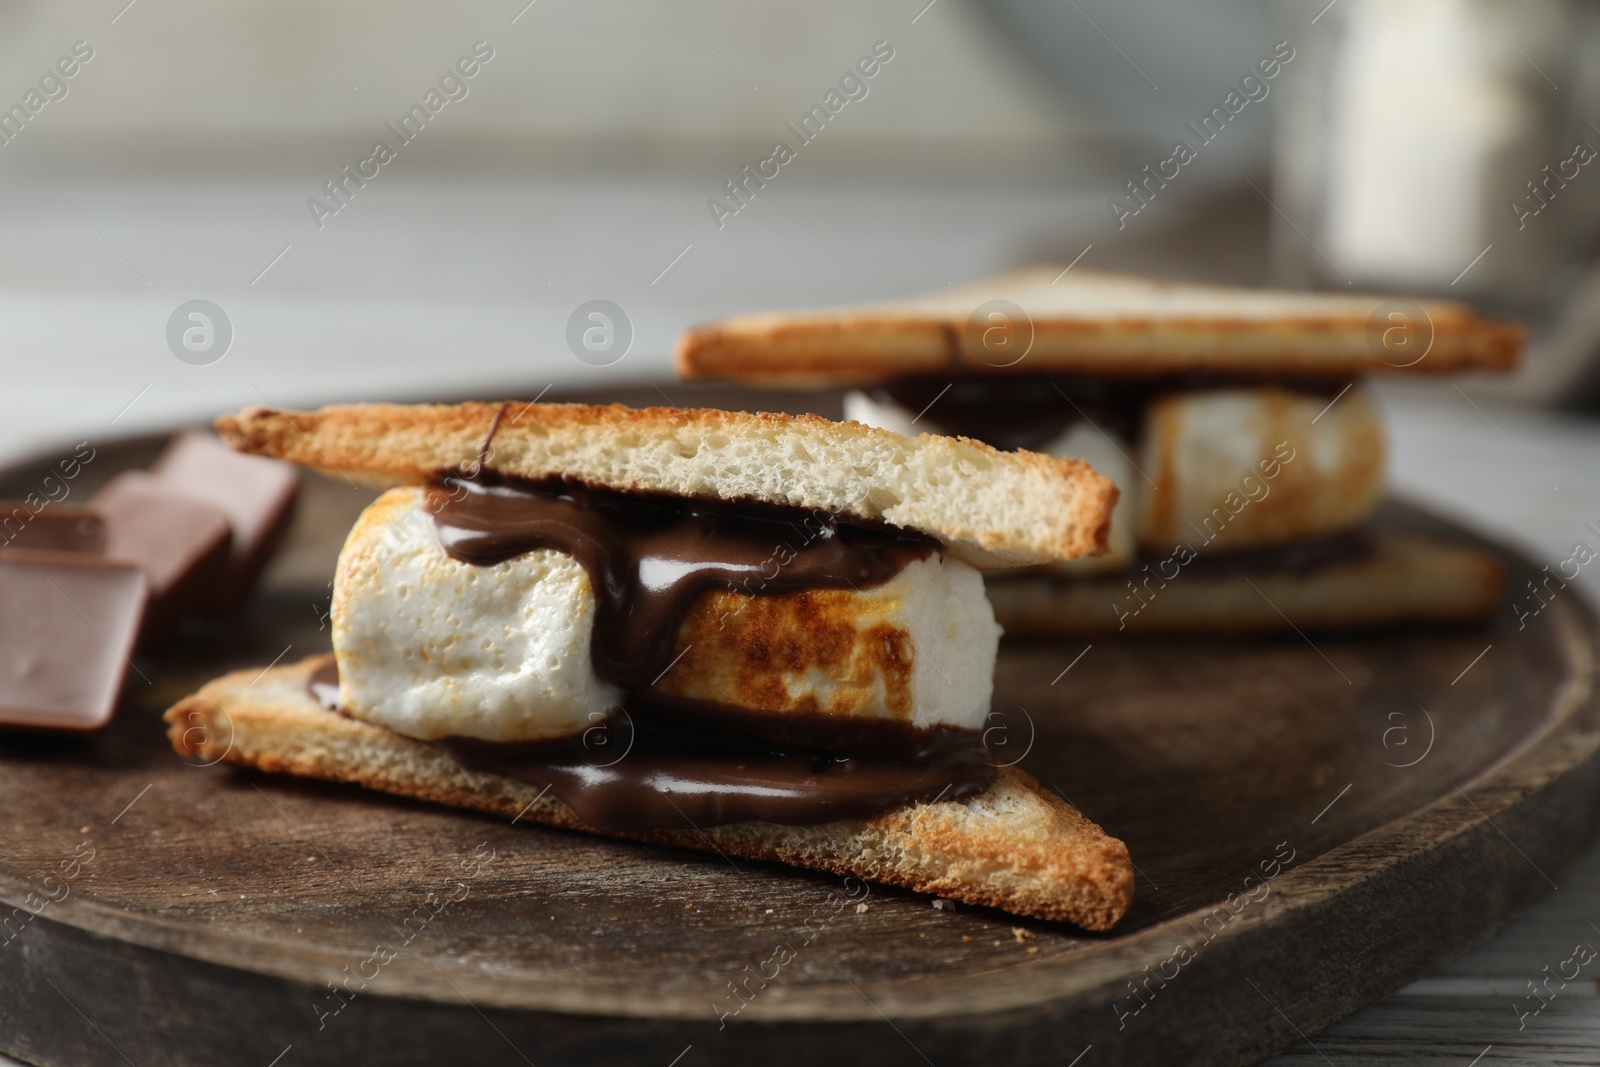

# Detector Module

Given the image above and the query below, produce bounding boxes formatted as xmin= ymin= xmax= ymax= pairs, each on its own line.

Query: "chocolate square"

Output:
xmin=0 ymin=503 xmax=106 ymax=555
xmin=151 ymin=431 xmax=301 ymax=612
xmin=92 ymin=472 xmax=232 ymax=646
xmin=0 ymin=553 xmax=147 ymax=731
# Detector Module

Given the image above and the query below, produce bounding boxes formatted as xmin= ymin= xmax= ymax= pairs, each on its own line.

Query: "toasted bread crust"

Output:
xmin=676 ymin=268 xmax=1524 ymax=385
xmin=216 ymin=402 xmax=1116 ymax=570
xmin=164 ymin=655 xmax=1134 ymax=929
xmin=987 ymin=532 xmax=1506 ymax=636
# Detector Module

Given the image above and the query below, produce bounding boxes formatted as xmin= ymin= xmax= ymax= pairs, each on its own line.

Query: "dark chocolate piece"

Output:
xmin=0 ymin=504 xmax=105 ymax=555
xmin=426 ymin=472 xmax=938 ymax=690
xmin=92 ymin=473 xmax=232 ymax=646
xmin=0 ymin=552 xmax=146 ymax=731
xmin=151 ymin=431 xmax=301 ymax=613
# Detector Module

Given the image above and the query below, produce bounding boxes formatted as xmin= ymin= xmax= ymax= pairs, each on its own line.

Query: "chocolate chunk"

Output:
xmin=150 ymin=431 xmax=300 ymax=612
xmin=0 ymin=553 xmax=146 ymax=731
xmin=92 ymin=472 xmax=232 ymax=646
xmin=0 ymin=503 xmax=105 ymax=555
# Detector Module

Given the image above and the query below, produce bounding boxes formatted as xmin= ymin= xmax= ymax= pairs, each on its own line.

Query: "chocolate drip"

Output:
xmin=440 ymin=702 xmax=993 ymax=830
xmin=878 ymin=373 xmax=1352 ymax=452
xmin=425 ymin=473 xmax=938 ymax=690
xmin=307 ymin=663 xmax=994 ymax=830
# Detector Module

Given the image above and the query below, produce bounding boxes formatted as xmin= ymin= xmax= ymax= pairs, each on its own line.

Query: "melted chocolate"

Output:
xmin=878 ymin=373 xmax=1352 ymax=452
xmin=1162 ymin=530 xmax=1375 ymax=577
xmin=877 ymin=378 xmax=1142 ymax=450
xmin=441 ymin=705 xmax=992 ymax=830
xmin=426 ymin=473 xmax=938 ymax=690
xmin=306 ymin=663 xmax=993 ymax=830
xmin=637 ymin=691 xmax=981 ymax=761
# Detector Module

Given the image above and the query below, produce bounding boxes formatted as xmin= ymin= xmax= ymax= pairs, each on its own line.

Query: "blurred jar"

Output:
xmin=1272 ymin=0 xmax=1600 ymax=310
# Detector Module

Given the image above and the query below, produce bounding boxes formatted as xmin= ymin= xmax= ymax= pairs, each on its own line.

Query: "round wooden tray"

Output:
xmin=2 ymin=421 xmax=1597 ymax=1067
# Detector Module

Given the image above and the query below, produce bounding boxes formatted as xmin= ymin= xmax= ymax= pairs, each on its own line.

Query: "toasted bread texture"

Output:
xmin=676 ymin=267 xmax=1524 ymax=385
xmin=217 ymin=402 xmax=1116 ymax=569
xmin=164 ymin=655 xmax=1135 ymax=929
xmin=986 ymin=532 xmax=1506 ymax=636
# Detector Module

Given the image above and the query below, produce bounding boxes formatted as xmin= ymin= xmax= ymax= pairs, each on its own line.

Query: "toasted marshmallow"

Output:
xmin=333 ymin=486 xmax=1000 ymax=742
xmin=332 ymin=488 xmax=622 ymax=742
xmin=1136 ymin=385 xmax=1385 ymax=551
xmin=1036 ymin=423 xmax=1137 ymax=575
xmin=843 ymin=389 xmax=924 ymax=438
xmin=655 ymin=553 xmax=1000 ymax=732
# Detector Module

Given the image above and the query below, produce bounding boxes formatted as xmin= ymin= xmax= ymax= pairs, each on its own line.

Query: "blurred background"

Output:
xmin=2 ymin=0 xmax=1598 ymax=563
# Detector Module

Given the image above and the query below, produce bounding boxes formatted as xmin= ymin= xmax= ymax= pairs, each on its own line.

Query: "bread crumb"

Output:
xmin=765 ymin=908 xmax=774 ymax=914
xmin=855 ymin=903 xmax=869 ymax=914
xmin=1011 ymin=927 xmax=1035 ymax=944
xmin=961 ymin=935 xmax=973 ymax=942
xmin=1027 ymin=946 xmax=1040 ymax=955
xmin=932 ymin=898 xmax=955 ymax=911
xmin=684 ymin=903 xmax=693 ymax=909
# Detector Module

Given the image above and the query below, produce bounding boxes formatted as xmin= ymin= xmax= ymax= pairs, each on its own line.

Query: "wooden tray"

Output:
xmin=2 ymin=416 xmax=1597 ymax=1067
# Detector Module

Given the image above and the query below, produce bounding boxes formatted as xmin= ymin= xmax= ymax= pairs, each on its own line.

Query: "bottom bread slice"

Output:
xmin=164 ymin=655 xmax=1133 ymax=930
xmin=987 ymin=532 xmax=1506 ymax=637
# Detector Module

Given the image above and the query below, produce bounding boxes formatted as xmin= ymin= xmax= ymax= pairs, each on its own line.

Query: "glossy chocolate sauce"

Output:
xmin=877 ymin=373 xmax=1352 ymax=452
xmin=308 ymin=662 xmax=993 ymax=830
xmin=425 ymin=472 xmax=938 ymax=690
xmin=441 ymin=705 xmax=992 ymax=830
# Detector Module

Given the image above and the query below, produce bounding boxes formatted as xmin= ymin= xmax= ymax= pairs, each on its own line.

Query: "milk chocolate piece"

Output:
xmin=0 ymin=552 xmax=146 ymax=731
xmin=0 ymin=504 xmax=105 ymax=555
xmin=92 ymin=473 xmax=232 ymax=645
xmin=151 ymin=431 xmax=301 ymax=612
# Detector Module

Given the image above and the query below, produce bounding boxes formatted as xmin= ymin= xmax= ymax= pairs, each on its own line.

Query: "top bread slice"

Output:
xmin=676 ymin=267 xmax=1525 ymax=386
xmin=217 ymin=402 xmax=1116 ymax=569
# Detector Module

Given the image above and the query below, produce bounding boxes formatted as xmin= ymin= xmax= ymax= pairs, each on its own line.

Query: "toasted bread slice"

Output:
xmin=676 ymin=267 xmax=1524 ymax=385
xmin=164 ymin=655 xmax=1135 ymax=930
xmin=987 ymin=532 xmax=1505 ymax=636
xmin=217 ymin=402 xmax=1115 ymax=569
